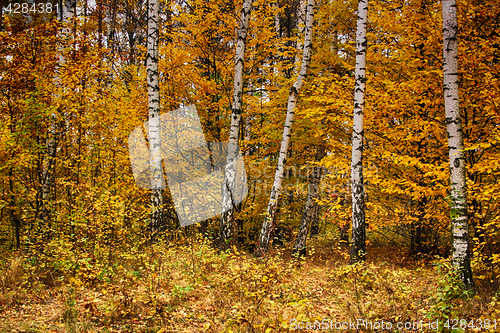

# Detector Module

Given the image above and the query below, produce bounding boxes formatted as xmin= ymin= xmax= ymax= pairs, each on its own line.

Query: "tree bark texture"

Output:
xmin=147 ymin=0 xmax=163 ymax=242
xmin=350 ymin=0 xmax=368 ymax=264
xmin=442 ymin=0 xmax=474 ymax=289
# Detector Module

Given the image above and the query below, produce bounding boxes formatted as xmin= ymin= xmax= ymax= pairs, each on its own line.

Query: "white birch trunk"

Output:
xmin=442 ymin=0 xmax=474 ymax=289
xmin=295 ymin=0 xmax=306 ymax=62
xmin=218 ymin=0 xmax=252 ymax=249
xmin=147 ymin=0 xmax=163 ymax=241
xmin=274 ymin=1 xmax=280 ymax=39
xmin=350 ymin=0 xmax=368 ymax=263
xmin=255 ymin=0 xmax=315 ymax=257
xmin=39 ymin=0 xmax=76 ymax=235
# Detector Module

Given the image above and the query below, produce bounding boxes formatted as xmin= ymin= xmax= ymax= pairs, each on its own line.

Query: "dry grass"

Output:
xmin=0 ymin=237 xmax=499 ymax=332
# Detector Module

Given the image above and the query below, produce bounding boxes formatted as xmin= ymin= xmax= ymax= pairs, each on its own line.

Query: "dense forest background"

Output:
xmin=0 ymin=0 xmax=499 ymax=331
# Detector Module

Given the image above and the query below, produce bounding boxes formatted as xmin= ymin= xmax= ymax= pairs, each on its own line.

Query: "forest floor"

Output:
xmin=0 ymin=237 xmax=499 ymax=333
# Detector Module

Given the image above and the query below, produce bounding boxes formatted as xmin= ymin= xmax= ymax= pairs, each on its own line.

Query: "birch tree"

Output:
xmin=255 ymin=0 xmax=315 ymax=257
xmin=218 ymin=0 xmax=252 ymax=249
xmin=39 ymin=0 xmax=76 ymax=236
xmin=147 ymin=0 xmax=163 ymax=241
xmin=295 ymin=0 xmax=307 ymax=66
xmin=293 ymin=145 xmax=325 ymax=256
xmin=350 ymin=0 xmax=368 ymax=264
xmin=442 ymin=0 xmax=474 ymax=289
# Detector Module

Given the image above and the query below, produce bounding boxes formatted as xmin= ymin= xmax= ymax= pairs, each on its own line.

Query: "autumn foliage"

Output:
xmin=1 ymin=0 xmax=500 ymax=331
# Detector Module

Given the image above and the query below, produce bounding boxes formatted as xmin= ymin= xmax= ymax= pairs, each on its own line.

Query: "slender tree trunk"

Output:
xmin=274 ymin=1 xmax=280 ymax=39
xmin=294 ymin=0 xmax=306 ymax=66
xmin=244 ymin=115 xmax=252 ymax=156
xmin=442 ymin=0 xmax=474 ymax=289
xmin=108 ymin=0 xmax=118 ymax=53
xmin=38 ymin=0 xmax=76 ymax=238
xmin=308 ymin=146 xmax=326 ymax=236
xmin=310 ymin=198 xmax=320 ymax=235
xmin=255 ymin=0 xmax=315 ymax=257
xmin=124 ymin=0 xmax=137 ymax=66
xmin=293 ymin=145 xmax=325 ymax=256
xmin=147 ymin=0 xmax=163 ymax=242
xmin=350 ymin=0 xmax=368 ymax=264
xmin=8 ymin=168 xmax=20 ymax=249
xmin=98 ymin=0 xmax=103 ymax=50
xmin=340 ymin=223 xmax=349 ymax=243
xmin=0 ymin=3 xmax=3 ymax=31
xmin=244 ymin=80 xmax=254 ymax=157
xmin=39 ymin=129 xmax=56 ymax=234
xmin=218 ymin=0 xmax=252 ymax=249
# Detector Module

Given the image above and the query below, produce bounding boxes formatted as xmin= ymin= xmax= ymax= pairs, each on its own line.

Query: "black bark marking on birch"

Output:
xmin=443 ymin=0 xmax=474 ymax=290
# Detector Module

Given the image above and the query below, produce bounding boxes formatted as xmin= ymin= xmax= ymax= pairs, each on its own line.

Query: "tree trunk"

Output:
xmin=108 ymin=0 xmax=118 ymax=54
xmin=294 ymin=0 xmax=306 ymax=66
xmin=340 ymin=221 xmax=349 ymax=243
xmin=293 ymin=145 xmax=325 ymax=256
xmin=350 ymin=0 xmax=368 ymax=264
xmin=98 ymin=0 xmax=103 ymax=49
xmin=8 ymin=168 xmax=20 ymax=249
xmin=274 ymin=1 xmax=280 ymax=39
xmin=218 ymin=0 xmax=252 ymax=249
xmin=244 ymin=115 xmax=252 ymax=156
xmin=244 ymin=80 xmax=253 ymax=157
xmin=255 ymin=0 xmax=315 ymax=257
xmin=310 ymin=198 xmax=321 ymax=235
xmin=308 ymin=145 xmax=326 ymax=236
xmin=38 ymin=0 xmax=76 ymax=238
xmin=147 ymin=0 xmax=163 ymax=242
xmin=442 ymin=0 xmax=474 ymax=289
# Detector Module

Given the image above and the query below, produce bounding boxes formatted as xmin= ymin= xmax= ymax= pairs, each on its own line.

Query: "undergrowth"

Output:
xmin=0 ymin=234 xmax=499 ymax=332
